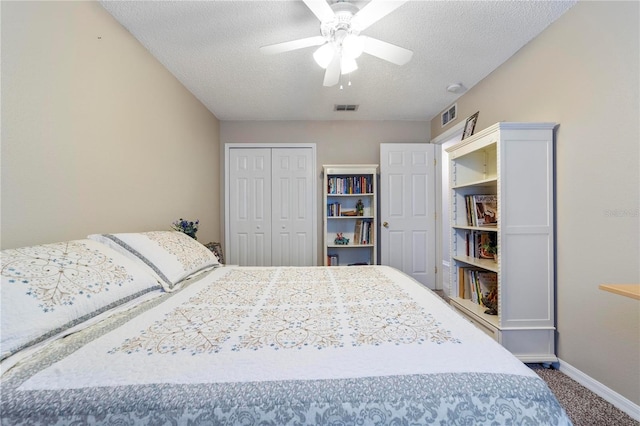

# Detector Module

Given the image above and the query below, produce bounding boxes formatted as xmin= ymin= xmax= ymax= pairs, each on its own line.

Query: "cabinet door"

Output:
xmin=228 ymin=148 xmax=272 ymax=266
xmin=271 ymin=148 xmax=314 ymax=266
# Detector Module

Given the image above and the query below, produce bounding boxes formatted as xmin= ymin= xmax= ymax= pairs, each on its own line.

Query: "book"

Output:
xmin=476 ymin=271 xmax=498 ymax=311
xmin=477 ymin=272 xmax=497 ymax=297
xmin=465 ymin=195 xmax=474 ymax=226
xmin=458 ymin=266 xmax=482 ymax=303
xmin=473 ymin=195 xmax=498 ymax=226
xmin=477 ymin=231 xmax=497 ymax=259
xmin=468 ymin=269 xmax=479 ymax=304
xmin=458 ymin=266 xmax=468 ymax=298
xmin=354 ymin=219 xmax=363 ymax=244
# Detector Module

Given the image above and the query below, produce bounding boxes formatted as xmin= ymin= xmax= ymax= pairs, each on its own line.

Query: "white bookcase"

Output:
xmin=323 ymin=165 xmax=377 ymax=266
xmin=446 ymin=122 xmax=557 ymax=363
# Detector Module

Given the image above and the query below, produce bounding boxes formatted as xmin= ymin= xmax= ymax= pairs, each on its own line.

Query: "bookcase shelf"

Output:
xmin=323 ymin=165 xmax=377 ymax=266
xmin=451 ymin=177 xmax=497 ymax=190
xmin=446 ymin=122 xmax=557 ymax=363
xmin=452 ymin=225 xmax=498 ymax=232
xmin=450 ymin=296 xmax=500 ymax=330
xmin=451 ymin=255 xmax=500 ymax=273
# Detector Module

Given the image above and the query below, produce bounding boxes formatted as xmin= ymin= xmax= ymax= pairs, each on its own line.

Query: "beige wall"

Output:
xmin=1 ymin=1 xmax=221 ymax=248
xmin=431 ymin=1 xmax=640 ymax=405
xmin=220 ymin=120 xmax=431 ymax=264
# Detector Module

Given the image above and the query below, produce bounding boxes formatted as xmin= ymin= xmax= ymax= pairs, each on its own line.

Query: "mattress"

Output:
xmin=1 ymin=265 xmax=571 ymax=425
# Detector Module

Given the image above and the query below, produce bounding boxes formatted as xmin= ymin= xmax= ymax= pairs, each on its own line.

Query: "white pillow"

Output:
xmin=0 ymin=239 xmax=162 ymax=362
xmin=88 ymin=231 xmax=220 ymax=291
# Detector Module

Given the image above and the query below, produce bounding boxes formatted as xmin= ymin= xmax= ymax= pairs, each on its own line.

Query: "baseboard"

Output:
xmin=558 ymin=358 xmax=640 ymax=421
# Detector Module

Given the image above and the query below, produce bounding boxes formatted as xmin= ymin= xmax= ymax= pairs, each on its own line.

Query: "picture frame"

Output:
xmin=205 ymin=242 xmax=225 ymax=265
xmin=462 ymin=111 xmax=479 ymax=140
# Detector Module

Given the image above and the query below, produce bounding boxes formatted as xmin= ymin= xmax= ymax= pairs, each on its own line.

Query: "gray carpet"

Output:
xmin=529 ymin=364 xmax=638 ymax=426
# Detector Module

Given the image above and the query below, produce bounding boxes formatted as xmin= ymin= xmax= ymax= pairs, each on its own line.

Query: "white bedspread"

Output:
xmin=19 ymin=265 xmax=531 ymax=391
xmin=3 ymin=265 xmax=571 ymax=425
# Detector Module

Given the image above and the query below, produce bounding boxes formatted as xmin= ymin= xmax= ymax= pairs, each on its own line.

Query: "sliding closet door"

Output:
xmin=271 ymin=148 xmax=314 ymax=266
xmin=228 ymin=148 xmax=272 ymax=266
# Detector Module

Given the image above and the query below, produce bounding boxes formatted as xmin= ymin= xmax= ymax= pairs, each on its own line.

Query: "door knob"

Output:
xmin=383 ymin=222 xmax=389 ymax=228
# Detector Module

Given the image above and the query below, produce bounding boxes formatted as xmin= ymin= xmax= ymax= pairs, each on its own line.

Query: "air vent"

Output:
xmin=441 ymin=103 xmax=457 ymax=127
xmin=334 ymin=104 xmax=359 ymax=112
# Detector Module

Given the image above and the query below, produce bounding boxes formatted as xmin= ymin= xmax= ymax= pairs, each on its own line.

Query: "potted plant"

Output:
xmin=481 ymin=241 xmax=498 ymax=262
xmin=172 ymin=218 xmax=199 ymax=240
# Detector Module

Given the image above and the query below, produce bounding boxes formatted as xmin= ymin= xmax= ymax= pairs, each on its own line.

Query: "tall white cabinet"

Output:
xmin=323 ymin=165 xmax=378 ymax=266
xmin=446 ymin=122 xmax=557 ymax=363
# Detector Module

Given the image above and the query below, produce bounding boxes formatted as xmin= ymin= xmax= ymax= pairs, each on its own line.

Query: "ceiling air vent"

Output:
xmin=441 ymin=103 xmax=457 ymax=127
xmin=334 ymin=104 xmax=359 ymax=112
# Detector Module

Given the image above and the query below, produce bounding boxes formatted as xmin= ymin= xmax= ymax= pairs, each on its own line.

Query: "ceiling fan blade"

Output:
xmin=362 ymin=36 xmax=413 ymax=66
xmin=302 ymin=0 xmax=335 ymax=22
xmin=353 ymin=0 xmax=407 ymax=31
xmin=260 ymin=36 xmax=326 ymax=55
xmin=323 ymin=55 xmax=341 ymax=87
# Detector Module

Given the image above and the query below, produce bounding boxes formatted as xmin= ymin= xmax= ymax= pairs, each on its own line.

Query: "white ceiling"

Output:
xmin=99 ymin=0 xmax=576 ymax=122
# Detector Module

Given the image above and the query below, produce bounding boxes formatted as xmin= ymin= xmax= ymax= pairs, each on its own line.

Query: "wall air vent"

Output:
xmin=334 ymin=104 xmax=359 ymax=112
xmin=441 ymin=103 xmax=457 ymax=127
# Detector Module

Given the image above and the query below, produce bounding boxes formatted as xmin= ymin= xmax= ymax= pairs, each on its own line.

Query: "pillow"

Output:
xmin=0 ymin=239 xmax=162 ymax=362
xmin=88 ymin=231 xmax=220 ymax=291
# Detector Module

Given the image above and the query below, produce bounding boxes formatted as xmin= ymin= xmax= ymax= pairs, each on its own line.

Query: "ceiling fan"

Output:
xmin=260 ymin=0 xmax=413 ymax=87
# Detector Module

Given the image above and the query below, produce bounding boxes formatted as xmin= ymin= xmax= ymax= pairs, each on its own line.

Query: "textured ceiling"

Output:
xmin=100 ymin=0 xmax=576 ymax=122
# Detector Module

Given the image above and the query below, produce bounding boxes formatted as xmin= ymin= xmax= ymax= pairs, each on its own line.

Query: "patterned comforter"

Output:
xmin=0 ymin=265 xmax=571 ymax=425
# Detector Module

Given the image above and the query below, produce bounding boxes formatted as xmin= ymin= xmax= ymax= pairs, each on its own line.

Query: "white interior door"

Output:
xmin=271 ymin=148 xmax=314 ymax=266
xmin=228 ymin=148 xmax=272 ymax=266
xmin=380 ymin=143 xmax=436 ymax=288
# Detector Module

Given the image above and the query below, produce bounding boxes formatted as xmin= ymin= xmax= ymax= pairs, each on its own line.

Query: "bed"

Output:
xmin=1 ymin=231 xmax=571 ymax=425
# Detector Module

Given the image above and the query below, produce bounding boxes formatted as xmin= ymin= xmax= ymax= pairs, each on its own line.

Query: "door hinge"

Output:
xmin=434 ymin=158 xmax=437 ymax=166
xmin=434 ymin=266 xmax=438 ymax=274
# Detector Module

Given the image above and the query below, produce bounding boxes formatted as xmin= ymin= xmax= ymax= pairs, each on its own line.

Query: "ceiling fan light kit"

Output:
xmin=313 ymin=43 xmax=336 ymax=69
xmin=261 ymin=0 xmax=413 ymax=87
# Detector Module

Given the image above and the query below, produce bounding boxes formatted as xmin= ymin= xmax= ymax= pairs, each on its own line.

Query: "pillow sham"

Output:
xmin=0 ymin=239 xmax=162 ymax=362
xmin=88 ymin=231 xmax=220 ymax=291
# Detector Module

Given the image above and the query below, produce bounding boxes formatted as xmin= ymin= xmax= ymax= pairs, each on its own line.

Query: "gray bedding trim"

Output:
xmin=0 ymin=373 xmax=570 ymax=425
xmin=0 ymin=285 xmax=161 ymax=363
xmin=102 ymin=234 xmax=175 ymax=289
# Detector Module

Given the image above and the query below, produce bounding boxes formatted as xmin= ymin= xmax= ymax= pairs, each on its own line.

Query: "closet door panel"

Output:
xmin=228 ymin=148 xmax=272 ymax=266
xmin=271 ymin=148 xmax=314 ymax=266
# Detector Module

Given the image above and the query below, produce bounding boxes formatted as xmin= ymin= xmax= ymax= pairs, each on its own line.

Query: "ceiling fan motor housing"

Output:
xmin=320 ymin=1 xmax=361 ymax=44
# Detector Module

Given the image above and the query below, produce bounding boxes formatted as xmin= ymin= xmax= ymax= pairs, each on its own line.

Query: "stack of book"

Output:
xmin=327 ymin=202 xmax=341 ymax=217
xmin=464 ymin=194 xmax=498 ymax=227
xmin=464 ymin=230 xmax=497 ymax=259
xmin=458 ymin=267 xmax=498 ymax=307
xmin=353 ymin=219 xmax=373 ymax=245
xmin=327 ymin=175 xmax=373 ymax=194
